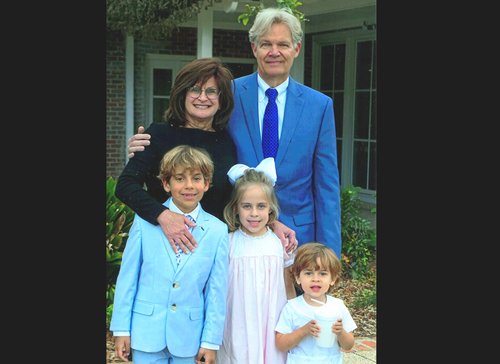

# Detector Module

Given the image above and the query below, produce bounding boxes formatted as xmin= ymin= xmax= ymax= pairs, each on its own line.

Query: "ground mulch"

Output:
xmin=335 ymin=273 xmax=376 ymax=338
xmin=106 ymin=272 xmax=376 ymax=363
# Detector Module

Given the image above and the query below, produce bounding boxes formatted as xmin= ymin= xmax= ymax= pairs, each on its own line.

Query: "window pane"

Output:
xmin=353 ymin=39 xmax=376 ymax=192
xmin=225 ymin=63 xmax=254 ymax=79
xmin=333 ymin=92 xmax=343 ymax=138
xmin=354 ymin=91 xmax=370 ymax=139
xmin=356 ymin=41 xmax=373 ymax=89
xmin=318 ymin=42 xmax=346 ymax=188
xmin=352 ymin=141 xmax=368 ymax=188
xmin=153 ymin=69 xmax=172 ymax=96
xmin=320 ymin=45 xmax=334 ymax=90
xmin=369 ymin=142 xmax=376 ymax=190
xmin=336 ymin=139 xmax=342 ymax=185
xmin=153 ymin=98 xmax=169 ymax=123
xmin=334 ymin=44 xmax=345 ymax=90
xmin=370 ymin=92 xmax=377 ymax=139
xmin=371 ymin=41 xmax=377 ymax=89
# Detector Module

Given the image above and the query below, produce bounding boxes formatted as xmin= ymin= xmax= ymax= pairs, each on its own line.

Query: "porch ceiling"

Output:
xmin=213 ymin=0 xmax=376 ymax=16
xmin=181 ymin=0 xmax=376 ymax=30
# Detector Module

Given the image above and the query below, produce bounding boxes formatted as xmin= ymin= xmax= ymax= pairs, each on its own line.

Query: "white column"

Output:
xmin=125 ymin=35 xmax=134 ymax=162
xmin=197 ymin=7 xmax=213 ymax=58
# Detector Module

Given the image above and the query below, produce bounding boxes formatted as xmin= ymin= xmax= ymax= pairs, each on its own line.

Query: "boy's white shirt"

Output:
xmin=167 ymin=198 xmax=200 ymax=222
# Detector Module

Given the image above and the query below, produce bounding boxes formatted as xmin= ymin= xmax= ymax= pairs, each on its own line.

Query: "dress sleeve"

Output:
xmin=115 ymin=123 xmax=168 ymax=225
xmin=283 ymin=249 xmax=295 ymax=268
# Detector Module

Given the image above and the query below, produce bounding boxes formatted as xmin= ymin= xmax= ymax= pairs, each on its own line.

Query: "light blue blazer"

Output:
xmin=228 ymin=73 xmax=341 ymax=256
xmin=110 ymin=202 xmax=229 ymax=356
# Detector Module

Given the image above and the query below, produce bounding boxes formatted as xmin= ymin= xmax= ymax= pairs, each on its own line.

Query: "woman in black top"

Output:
xmin=116 ymin=57 xmax=236 ymax=253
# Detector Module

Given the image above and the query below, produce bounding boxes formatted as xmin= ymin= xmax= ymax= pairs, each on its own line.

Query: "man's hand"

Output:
xmin=158 ymin=209 xmax=198 ymax=253
xmin=269 ymin=220 xmax=298 ymax=253
xmin=128 ymin=126 xmax=151 ymax=158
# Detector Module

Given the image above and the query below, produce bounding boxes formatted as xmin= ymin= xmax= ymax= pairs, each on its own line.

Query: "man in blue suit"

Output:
xmin=110 ymin=145 xmax=229 ymax=364
xmin=227 ymin=7 xmax=341 ymax=257
xmin=127 ymin=8 xmax=340 ymax=258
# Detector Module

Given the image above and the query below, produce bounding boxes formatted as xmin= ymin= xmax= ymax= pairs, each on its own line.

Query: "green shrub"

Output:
xmin=106 ymin=177 xmax=135 ymax=328
xmin=340 ymin=186 xmax=376 ymax=279
xmin=238 ymin=0 xmax=308 ymax=26
xmin=352 ymin=286 xmax=377 ymax=309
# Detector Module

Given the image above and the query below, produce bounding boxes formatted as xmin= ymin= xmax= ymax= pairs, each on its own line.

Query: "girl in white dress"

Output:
xmin=216 ymin=158 xmax=294 ymax=364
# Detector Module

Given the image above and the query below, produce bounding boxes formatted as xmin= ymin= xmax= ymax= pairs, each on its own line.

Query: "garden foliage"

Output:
xmin=340 ymin=186 xmax=376 ymax=279
xmin=106 ymin=177 xmax=135 ymax=327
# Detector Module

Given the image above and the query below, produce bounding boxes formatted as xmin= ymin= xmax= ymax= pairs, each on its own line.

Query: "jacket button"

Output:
xmin=171 ymin=303 xmax=177 ymax=312
xmin=172 ymin=282 xmax=180 ymax=288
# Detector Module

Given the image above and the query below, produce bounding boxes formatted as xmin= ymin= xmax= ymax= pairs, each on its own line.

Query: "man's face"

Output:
xmin=251 ymin=22 xmax=301 ymax=86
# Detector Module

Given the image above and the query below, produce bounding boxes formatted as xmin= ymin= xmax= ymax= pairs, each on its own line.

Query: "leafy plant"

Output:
xmin=106 ymin=176 xmax=135 ymax=327
xmin=340 ymin=186 xmax=376 ymax=279
xmin=350 ymin=267 xmax=376 ymax=309
xmin=107 ymin=0 xmax=217 ymax=39
xmin=352 ymin=286 xmax=377 ymax=309
xmin=238 ymin=0 xmax=308 ymax=26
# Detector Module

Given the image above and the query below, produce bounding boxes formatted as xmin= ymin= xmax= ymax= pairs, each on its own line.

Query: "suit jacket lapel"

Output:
xmin=161 ymin=232 xmax=179 ymax=271
xmin=239 ymin=73 xmax=264 ymax=162
xmin=276 ymin=77 xmax=304 ymax=168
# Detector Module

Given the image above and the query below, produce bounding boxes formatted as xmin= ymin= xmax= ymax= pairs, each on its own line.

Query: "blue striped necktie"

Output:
xmin=175 ymin=214 xmax=196 ymax=265
xmin=262 ymin=88 xmax=279 ymax=158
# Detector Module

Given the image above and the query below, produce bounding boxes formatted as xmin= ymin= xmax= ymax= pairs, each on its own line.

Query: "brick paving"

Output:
xmin=107 ymin=335 xmax=377 ymax=363
xmin=343 ymin=336 xmax=376 ymax=363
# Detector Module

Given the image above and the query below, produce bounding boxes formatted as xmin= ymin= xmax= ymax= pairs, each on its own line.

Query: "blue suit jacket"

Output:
xmin=110 ymin=202 xmax=229 ymax=356
xmin=228 ymin=73 xmax=341 ymax=256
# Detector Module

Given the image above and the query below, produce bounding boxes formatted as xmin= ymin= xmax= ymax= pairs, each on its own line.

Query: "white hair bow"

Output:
xmin=227 ymin=157 xmax=277 ymax=186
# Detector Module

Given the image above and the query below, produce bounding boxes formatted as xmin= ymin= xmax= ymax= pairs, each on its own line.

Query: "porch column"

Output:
xmin=125 ymin=35 xmax=134 ymax=161
xmin=197 ymin=7 xmax=213 ymax=58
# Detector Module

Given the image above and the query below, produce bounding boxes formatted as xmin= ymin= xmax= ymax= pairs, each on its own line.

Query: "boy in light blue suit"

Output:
xmin=110 ymin=145 xmax=229 ymax=364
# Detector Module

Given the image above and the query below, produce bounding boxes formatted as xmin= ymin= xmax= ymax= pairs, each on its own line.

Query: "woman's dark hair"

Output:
xmin=164 ymin=57 xmax=234 ymax=131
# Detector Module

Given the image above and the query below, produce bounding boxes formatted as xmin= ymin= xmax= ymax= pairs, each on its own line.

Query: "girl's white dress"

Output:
xmin=216 ymin=227 xmax=293 ymax=364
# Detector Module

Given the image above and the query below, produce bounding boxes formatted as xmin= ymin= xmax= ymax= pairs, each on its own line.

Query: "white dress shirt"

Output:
xmin=257 ymin=73 xmax=289 ymax=140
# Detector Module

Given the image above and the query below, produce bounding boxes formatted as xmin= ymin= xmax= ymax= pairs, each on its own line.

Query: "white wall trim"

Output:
xmin=125 ymin=35 xmax=134 ymax=162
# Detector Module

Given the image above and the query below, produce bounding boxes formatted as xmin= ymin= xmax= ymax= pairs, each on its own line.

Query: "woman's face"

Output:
xmin=184 ymin=76 xmax=220 ymax=127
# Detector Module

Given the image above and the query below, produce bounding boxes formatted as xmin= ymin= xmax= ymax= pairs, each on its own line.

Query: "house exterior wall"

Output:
xmin=213 ymin=29 xmax=254 ymax=58
xmin=106 ymin=29 xmax=329 ymax=179
xmin=106 ymin=30 xmax=127 ymax=178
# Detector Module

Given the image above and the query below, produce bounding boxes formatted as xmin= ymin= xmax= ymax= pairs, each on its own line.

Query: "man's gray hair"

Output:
xmin=248 ymin=7 xmax=303 ymax=47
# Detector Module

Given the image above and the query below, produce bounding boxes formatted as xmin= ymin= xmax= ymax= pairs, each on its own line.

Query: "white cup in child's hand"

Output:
xmin=314 ymin=305 xmax=340 ymax=348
